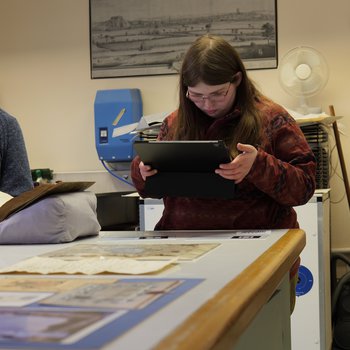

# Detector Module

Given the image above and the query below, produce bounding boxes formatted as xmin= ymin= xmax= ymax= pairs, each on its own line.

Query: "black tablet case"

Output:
xmin=133 ymin=140 xmax=235 ymax=198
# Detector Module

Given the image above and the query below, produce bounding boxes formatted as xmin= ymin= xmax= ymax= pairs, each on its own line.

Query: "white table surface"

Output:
xmin=0 ymin=229 xmax=290 ymax=350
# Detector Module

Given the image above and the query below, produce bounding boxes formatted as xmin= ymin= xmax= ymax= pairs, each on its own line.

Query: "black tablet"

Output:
xmin=133 ymin=140 xmax=235 ymax=198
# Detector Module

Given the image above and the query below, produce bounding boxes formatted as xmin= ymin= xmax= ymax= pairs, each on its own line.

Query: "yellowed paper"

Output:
xmin=0 ymin=276 xmax=117 ymax=292
xmin=42 ymin=243 xmax=220 ymax=261
xmin=40 ymin=280 xmax=182 ymax=309
xmin=0 ymin=256 xmax=175 ymax=275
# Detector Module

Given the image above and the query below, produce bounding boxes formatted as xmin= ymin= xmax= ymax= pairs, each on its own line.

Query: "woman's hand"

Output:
xmin=139 ymin=161 xmax=158 ymax=181
xmin=215 ymin=143 xmax=257 ymax=184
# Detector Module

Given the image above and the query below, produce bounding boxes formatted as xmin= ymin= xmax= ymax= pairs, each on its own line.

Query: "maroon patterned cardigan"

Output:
xmin=132 ymin=97 xmax=315 ymax=229
xmin=132 ymin=97 xmax=316 ymax=278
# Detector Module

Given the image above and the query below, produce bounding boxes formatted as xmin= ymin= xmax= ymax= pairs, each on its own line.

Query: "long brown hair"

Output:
xmin=175 ymin=34 xmax=262 ymax=156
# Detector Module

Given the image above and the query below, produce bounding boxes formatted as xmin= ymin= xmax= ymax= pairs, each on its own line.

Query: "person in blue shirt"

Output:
xmin=0 ymin=108 xmax=33 ymax=196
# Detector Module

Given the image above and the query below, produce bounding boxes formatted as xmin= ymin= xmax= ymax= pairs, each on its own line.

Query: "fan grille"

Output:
xmin=279 ymin=46 xmax=329 ymax=98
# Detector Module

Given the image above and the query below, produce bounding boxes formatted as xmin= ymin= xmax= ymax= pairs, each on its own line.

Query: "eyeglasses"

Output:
xmin=186 ymin=83 xmax=231 ymax=104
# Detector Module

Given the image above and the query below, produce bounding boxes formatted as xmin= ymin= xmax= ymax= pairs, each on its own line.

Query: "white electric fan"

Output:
xmin=279 ymin=46 xmax=329 ymax=114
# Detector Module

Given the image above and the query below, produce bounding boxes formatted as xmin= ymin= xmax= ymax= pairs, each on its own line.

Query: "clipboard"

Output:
xmin=133 ymin=140 xmax=235 ymax=198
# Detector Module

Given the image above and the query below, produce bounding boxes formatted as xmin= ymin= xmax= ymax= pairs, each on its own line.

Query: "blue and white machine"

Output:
xmin=94 ymin=89 xmax=142 ymax=162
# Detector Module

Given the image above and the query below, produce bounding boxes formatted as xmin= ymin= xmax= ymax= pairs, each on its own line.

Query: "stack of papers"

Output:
xmin=284 ymin=107 xmax=340 ymax=124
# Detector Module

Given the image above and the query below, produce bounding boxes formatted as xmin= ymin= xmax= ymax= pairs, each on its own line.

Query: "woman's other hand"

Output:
xmin=215 ymin=143 xmax=257 ymax=184
xmin=139 ymin=161 xmax=158 ymax=181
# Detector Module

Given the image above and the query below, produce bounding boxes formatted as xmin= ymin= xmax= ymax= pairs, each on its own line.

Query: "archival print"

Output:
xmin=41 ymin=243 xmax=220 ymax=261
xmin=90 ymin=0 xmax=277 ymax=78
xmin=0 ymin=308 xmax=116 ymax=343
xmin=40 ymin=280 xmax=183 ymax=309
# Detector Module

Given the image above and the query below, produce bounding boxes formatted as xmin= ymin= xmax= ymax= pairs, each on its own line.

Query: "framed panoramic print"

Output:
xmin=89 ymin=0 xmax=277 ymax=79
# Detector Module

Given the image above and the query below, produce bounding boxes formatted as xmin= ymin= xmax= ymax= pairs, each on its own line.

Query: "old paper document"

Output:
xmin=41 ymin=243 xmax=220 ymax=261
xmin=0 ymin=276 xmax=117 ymax=292
xmin=40 ymin=279 xmax=182 ymax=309
xmin=0 ymin=256 xmax=175 ymax=275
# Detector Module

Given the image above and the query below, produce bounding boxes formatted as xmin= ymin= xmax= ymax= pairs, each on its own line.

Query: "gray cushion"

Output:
xmin=0 ymin=191 xmax=100 ymax=244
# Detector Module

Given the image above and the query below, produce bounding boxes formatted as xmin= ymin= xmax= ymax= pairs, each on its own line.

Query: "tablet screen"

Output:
xmin=133 ymin=140 xmax=231 ymax=173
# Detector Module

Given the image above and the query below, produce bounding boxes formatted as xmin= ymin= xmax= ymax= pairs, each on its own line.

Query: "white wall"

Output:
xmin=0 ymin=0 xmax=349 ymax=250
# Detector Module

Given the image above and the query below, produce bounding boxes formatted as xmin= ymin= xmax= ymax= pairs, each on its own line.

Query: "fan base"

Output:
xmin=296 ymin=105 xmax=322 ymax=115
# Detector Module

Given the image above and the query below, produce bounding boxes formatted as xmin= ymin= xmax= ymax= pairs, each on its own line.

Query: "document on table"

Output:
xmin=0 ymin=243 xmax=219 ymax=275
xmin=40 ymin=243 xmax=220 ymax=261
xmin=40 ymin=279 xmax=183 ymax=309
xmin=134 ymin=230 xmax=273 ymax=239
xmin=0 ymin=277 xmax=202 ymax=349
xmin=0 ymin=307 xmax=123 ymax=345
xmin=0 ymin=256 xmax=175 ymax=275
xmin=0 ymin=276 xmax=118 ymax=292
xmin=0 ymin=291 xmax=53 ymax=307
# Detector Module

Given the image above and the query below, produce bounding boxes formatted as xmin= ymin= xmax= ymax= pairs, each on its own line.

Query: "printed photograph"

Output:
xmin=90 ymin=0 xmax=277 ymax=78
xmin=0 ymin=308 xmax=115 ymax=343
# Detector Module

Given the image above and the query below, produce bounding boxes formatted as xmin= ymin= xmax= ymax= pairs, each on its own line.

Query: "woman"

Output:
xmin=131 ymin=34 xmax=316 ymax=312
xmin=131 ymin=34 xmax=316 ymax=230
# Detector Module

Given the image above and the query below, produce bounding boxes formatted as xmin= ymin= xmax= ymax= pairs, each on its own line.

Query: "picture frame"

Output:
xmin=89 ymin=0 xmax=277 ymax=79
